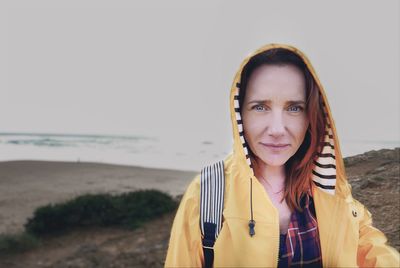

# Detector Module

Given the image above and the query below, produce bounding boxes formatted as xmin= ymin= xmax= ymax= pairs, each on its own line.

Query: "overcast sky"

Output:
xmin=1 ymin=0 xmax=399 ymax=147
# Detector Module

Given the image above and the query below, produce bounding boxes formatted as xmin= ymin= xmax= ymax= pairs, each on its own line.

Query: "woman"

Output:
xmin=165 ymin=43 xmax=400 ymax=267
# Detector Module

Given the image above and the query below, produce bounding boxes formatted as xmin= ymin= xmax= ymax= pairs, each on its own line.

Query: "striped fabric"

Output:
xmin=199 ymin=160 xmax=225 ymax=239
xmin=234 ymin=82 xmax=337 ymax=196
xmin=278 ymin=189 xmax=323 ymax=267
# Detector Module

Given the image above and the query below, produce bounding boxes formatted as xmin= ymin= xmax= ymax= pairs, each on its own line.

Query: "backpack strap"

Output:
xmin=200 ymin=160 xmax=225 ymax=268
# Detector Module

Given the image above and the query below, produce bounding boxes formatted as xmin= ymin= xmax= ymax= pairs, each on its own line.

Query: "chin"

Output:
xmin=256 ymin=151 xmax=290 ymax=167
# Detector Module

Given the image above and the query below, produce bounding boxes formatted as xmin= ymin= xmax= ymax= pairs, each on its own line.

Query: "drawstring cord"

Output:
xmin=248 ymin=177 xmax=256 ymax=237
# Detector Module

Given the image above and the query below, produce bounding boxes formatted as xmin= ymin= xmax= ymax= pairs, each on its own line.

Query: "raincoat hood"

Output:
xmin=229 ymin=43 xmax=352 ymax=200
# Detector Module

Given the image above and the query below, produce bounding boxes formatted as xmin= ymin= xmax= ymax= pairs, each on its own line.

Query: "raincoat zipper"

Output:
xmin=251 ymin=174 xmax=281 ymax=267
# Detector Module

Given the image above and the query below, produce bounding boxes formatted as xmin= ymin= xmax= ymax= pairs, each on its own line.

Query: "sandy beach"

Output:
xmin=0 ymin=160 xmax=198 ymax=235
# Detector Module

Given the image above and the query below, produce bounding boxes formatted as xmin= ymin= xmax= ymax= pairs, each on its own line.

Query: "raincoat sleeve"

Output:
xmin=355 ymin=199 xmax=400 ymax=267
xmin=164 ymin=174 xmax=204 ymax=268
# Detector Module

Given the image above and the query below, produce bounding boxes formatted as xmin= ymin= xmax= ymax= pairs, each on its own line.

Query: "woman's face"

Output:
xmin=242 ymin=64 xmax=309 ymax=167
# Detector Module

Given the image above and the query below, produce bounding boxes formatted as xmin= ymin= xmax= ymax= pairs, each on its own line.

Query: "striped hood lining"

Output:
xmin=230 ymin=43 xmax=350 ymax=198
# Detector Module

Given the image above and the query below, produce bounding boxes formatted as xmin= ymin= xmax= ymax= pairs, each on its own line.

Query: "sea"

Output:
xmin=0 ymin=133 xmax=398 ymax=172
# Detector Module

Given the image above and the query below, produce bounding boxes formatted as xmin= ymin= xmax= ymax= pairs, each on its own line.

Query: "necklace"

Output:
xmin=251 ymin=157 xmax=285 ymax=194
xmin=258 ymin=173 xmax=284 ymax=195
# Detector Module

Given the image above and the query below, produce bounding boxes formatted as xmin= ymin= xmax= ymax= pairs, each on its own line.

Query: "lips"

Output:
xmin=261 ymin=143 xmax=290 ymax=148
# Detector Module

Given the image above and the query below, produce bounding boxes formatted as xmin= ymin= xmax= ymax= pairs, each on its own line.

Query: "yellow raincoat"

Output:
xmin=165 ymin=43 xmax=400 ymax=267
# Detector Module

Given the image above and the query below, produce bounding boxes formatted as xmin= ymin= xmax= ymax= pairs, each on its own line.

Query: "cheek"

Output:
xmin=291 ymin=117 xmax=309 ymax=141
xmin=242 ymin=114 xmax=263 ymax=139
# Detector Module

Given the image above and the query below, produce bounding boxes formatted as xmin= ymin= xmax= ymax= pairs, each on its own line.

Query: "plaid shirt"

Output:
xmin=277 ymin=188 xmax=323 ymax=267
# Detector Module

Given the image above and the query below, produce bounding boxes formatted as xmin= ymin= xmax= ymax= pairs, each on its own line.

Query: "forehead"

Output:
xmin=245 ymin=64 xmax=306 ymax=101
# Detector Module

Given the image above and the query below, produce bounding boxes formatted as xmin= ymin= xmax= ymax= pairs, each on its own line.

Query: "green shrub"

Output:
xmin=0 ymin=232 xmax=40 ymax=255
xmin=24 ymin=189 xmax=178 ymax=236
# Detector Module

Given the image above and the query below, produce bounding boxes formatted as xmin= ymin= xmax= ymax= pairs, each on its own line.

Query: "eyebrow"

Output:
xmin=247 ymin=100 xmax=306 ymax=105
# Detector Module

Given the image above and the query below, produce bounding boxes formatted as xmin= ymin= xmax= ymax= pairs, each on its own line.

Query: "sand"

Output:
xmin=0 ymin=160 xmax=198 ymax=234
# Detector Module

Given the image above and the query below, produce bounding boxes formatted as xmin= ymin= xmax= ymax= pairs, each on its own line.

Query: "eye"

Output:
xmin=288 ymin=105 xmax=304 ymax=112
xmin=252 ymin=104 xmax=267 ymax=111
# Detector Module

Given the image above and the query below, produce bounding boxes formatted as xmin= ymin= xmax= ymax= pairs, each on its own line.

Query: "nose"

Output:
xmin=267 ymin=111 xmax=286 ymax=138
